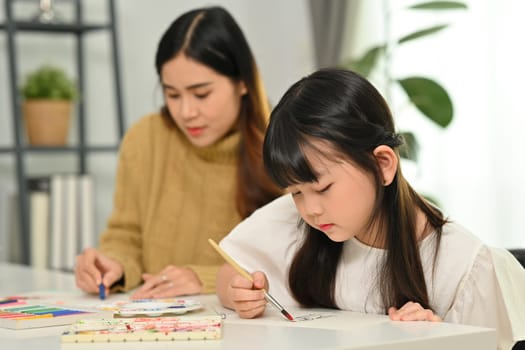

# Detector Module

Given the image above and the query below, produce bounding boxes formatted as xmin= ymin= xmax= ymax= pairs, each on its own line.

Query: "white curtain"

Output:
xmin=309 ymin=0 xmax=350 ymax=68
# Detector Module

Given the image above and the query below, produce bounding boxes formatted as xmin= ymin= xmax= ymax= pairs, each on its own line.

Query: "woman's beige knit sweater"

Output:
xmin=99 ymin=113 xmax=241 ymax=293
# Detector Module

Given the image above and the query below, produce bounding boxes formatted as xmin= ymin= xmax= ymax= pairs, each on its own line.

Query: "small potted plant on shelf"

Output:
xmin=20 ymin=64 xmax=77 ymax=146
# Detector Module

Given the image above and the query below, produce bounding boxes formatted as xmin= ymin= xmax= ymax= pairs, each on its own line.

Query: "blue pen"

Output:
xmin=99 ymin=275 xmax=106 ymax=300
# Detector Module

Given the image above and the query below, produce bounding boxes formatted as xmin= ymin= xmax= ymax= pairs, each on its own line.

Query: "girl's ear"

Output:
xmin=373 ymin=145 xmax=398 ymax=186
xmin=237 ymin=80 xmax=248 ymax=96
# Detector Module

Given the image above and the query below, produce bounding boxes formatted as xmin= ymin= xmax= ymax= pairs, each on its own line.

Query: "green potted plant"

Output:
xmin=20 ymin=64 xmax=77 ymax=146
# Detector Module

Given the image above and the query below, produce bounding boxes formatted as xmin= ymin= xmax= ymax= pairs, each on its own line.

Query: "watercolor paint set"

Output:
xmin=0 ymin=297 xmax=111 ymax=330
xmin=97 ymin=298 xmax=203 ymax=317
xmin=61 ymin=315 xmax=223 ymax=342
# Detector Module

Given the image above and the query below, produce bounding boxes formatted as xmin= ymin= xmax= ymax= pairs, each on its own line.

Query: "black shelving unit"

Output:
xmin=0 ymin=0 xmax=125 ymax=264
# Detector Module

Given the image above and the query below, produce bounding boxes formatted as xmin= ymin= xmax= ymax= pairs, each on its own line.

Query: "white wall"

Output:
xmin=0 ymin=0 xmax=314 ymax=241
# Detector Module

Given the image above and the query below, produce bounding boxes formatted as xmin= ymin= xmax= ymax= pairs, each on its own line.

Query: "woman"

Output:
xmin=75 ymin=6 xmax=280 ymax=298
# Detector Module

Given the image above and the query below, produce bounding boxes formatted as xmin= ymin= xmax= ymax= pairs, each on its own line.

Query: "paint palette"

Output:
xmin=98 ymin=298 xmax=203 ymax=317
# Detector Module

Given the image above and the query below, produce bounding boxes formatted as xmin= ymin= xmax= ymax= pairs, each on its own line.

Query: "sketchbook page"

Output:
xmin=228 ymin=305 xmax=388 ymax=330
xmin=200 ymin=294 xmax=388 ymax=330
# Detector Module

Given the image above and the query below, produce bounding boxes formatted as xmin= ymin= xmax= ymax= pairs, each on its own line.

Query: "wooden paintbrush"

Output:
xmin=208 ymin=238 xmax=294 ymax=321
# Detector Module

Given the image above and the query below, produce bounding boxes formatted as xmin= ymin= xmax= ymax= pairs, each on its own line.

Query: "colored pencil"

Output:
xmin=99 ymin=276 xmax=106 ymax=300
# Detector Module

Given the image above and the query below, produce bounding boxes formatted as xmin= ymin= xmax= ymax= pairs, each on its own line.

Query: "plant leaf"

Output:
xmin=398 ymin=24 xmax=449 ymax=44
xmin=339 ymin=45 xmax=385 ymax=77
xmin=20 ymin=65 xmax=76 ymax=100
xmin=398 ymin=131 xmax=419 ymax=161
xmin=397 ymin=77 xmax=453 ymax=128
xmin=408 ymin=1 xmax=468 ymax=10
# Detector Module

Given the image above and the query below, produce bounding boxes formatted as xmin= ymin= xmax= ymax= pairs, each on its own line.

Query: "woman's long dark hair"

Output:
xmin=155 ymin=6 xmax=280 ymax=218
xmin=263 ymin=68 xmax=447 ymax=312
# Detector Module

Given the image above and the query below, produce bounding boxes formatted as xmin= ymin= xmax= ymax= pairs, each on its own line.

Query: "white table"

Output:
xmin=0 ymin=263 xmax=497 ymax=349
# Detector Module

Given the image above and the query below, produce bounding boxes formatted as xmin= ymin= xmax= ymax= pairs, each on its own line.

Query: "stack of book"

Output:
xmin=26 ymin=173 xmax=95 ymax=271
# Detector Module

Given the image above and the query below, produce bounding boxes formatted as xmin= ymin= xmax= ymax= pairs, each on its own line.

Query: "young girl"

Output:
xmin=75 ymin=6 xmax=280 ymax=299
xmin=216 ymin=69 xmax=525 ymax=349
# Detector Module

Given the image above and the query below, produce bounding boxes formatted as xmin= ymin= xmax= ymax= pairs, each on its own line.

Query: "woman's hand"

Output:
xmin=130 ymin=265 xmax=202 ymax=299
xmin=227 ymin=271 xmax=268 ymax=319
xmin=75 ymin=248 xmax=123 ymax=295
xmin=388 ymin=301 xmax=442 ymax=322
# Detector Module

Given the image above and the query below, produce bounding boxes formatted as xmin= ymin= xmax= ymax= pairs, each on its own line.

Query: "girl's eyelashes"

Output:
xmin=289 ymin=183 xmax=331 ymax=196
xmin=195 ymin=92 xmax=211 ymax=99
xmin=317 ymin=183 xmax=332 ymax=193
